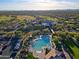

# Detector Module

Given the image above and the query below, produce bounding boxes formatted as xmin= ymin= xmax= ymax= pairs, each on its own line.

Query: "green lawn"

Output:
xmin=27 ymin=53 xmax=37 ymax=59
xmin=65 ymin=39 xmax=79 ymax=59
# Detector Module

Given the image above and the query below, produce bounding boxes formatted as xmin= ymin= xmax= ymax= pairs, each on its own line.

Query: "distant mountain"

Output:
xmin=0 ymin=9 xmax=79 ymax=15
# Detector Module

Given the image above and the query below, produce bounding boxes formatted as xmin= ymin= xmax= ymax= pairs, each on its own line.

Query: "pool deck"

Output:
xmin=29 ymin=35 xmax=57 ymax=59
xmin=33 ymin=49 xmax=45 ymax=59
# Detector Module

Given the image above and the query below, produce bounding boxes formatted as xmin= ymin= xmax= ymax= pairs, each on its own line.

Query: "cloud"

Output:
xmin=0 ymin=1 xmax=79 ymax=10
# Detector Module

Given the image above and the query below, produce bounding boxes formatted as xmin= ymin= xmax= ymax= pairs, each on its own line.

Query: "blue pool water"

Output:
xmin=32 ymin=35 xmax=51 ymax=51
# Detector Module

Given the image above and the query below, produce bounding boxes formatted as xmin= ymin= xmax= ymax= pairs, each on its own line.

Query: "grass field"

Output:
xmin=65 ymin=39 xmax=79 ymax=59
xmin=0 ymin=16 xmax=12 ymax=21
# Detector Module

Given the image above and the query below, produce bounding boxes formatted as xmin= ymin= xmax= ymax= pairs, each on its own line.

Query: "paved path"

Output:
xmin=62 ymin=46 xmax=71 ymax=59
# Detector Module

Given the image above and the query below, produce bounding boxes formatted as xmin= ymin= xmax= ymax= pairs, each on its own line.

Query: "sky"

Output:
xmin=0 ymin=0 xmax=79 ymax=10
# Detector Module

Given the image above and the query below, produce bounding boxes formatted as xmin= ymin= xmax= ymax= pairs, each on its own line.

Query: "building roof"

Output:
xmin=45 ymin=49 xmax=56 ymax=59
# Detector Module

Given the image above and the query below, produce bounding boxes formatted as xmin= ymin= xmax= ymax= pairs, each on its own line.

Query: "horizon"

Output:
xmin=0 ymin=9 xmax=79 ymax=11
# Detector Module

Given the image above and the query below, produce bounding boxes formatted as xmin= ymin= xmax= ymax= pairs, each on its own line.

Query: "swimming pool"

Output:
xmin=32 ymin=35 xmax=51 ymax=51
